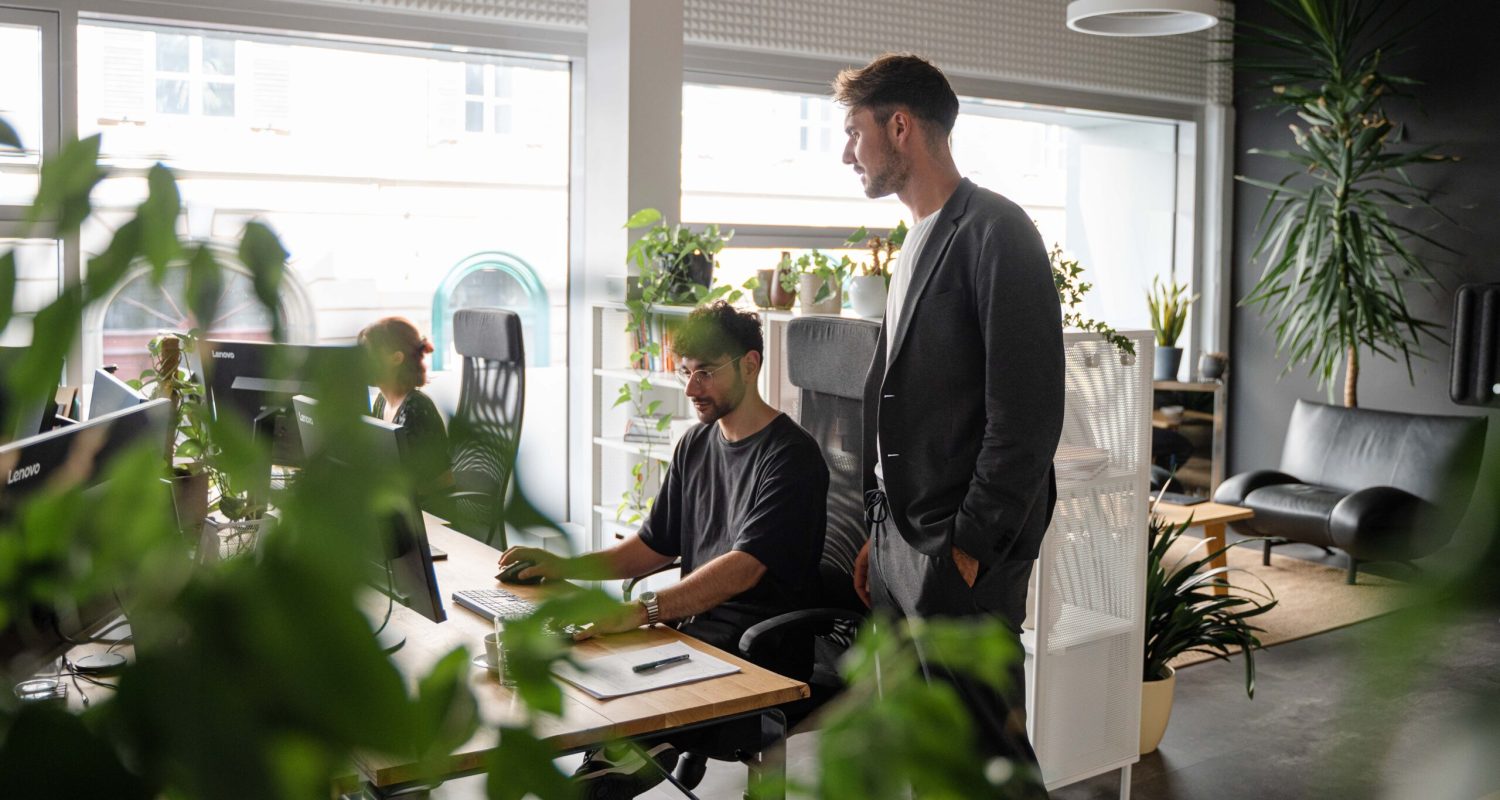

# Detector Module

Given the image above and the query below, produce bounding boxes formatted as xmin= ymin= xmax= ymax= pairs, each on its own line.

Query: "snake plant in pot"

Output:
xmin=1142 ymin=509 xmax=1277 ymax=753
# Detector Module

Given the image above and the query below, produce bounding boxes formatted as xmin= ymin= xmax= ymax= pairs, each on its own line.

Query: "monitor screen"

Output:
xmin=292 ymin=400 xmax=445 ymax=625
xmin=0 ymin=399 xmax=174 ymax=678
xmin=0 ymin=346 xmax=61 ymax=444
xmin=88 ymin=368 xmax=148 ymax=420
xmin=200 ymin=340 xmax=364 ymax=467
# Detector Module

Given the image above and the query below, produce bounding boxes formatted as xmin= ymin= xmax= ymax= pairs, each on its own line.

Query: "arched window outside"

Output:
xmin=90 ymin=258 xmax=315 ymax=382
xmin=431 ymin=252 xmax=550 ymax=371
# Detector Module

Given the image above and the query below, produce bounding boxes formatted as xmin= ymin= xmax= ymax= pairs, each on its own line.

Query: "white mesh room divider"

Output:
xmin=1026 ymin=331 xmax=1152 ymax=796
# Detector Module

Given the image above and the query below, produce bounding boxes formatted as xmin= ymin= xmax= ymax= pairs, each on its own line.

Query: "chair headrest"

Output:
xmin=453 ymin=308 xmax=524 ymax=364
xmin=786 ymin=317 xmax=881 ymax=401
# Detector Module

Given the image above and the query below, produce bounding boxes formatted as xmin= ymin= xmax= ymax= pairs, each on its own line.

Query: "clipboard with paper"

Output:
xmin=552 ymin=642 xmax=740 ymax=700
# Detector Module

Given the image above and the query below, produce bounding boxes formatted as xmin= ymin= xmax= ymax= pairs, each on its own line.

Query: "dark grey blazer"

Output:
xmin=862 ymin=178 xmax=1065 ymax=568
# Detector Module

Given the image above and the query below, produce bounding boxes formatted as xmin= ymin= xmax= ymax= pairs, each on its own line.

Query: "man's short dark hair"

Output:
xmin=673 ymin=301 xmax=763 ymax=363
xmin=832 ymin=53 xmax=959 ymax=138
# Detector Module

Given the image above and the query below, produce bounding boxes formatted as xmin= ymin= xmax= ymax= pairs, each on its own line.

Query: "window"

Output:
xmin=77 ymin=21 xmax=573 ymax=518
xmin=0 ymin=239 xmax=59 ymax=347
xmin=464 ymin=63 xmax=514 ymax=135
xmin=0 ymin=18 xmax=45 ymax=210
xmin=154 ymin=33 xmax=237 ymax=117
xmin=92 ymin=261 xmax=310 ymax=381
xmin=683 ymin=82 xmax=1195 ymax=335
xmin=798 ymin=96 xmax=835 ymax=154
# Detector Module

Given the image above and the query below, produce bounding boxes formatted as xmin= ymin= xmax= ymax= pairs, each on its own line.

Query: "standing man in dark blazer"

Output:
xmin=836 ymin=53 xmax=1064 ymax=785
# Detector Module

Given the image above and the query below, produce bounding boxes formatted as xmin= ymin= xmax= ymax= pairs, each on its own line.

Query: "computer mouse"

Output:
xmin=497 ymin=560 xmax=543 ymax=585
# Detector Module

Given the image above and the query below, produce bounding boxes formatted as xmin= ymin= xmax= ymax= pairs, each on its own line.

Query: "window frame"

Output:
xmin=679 ymin=64 xmax=1220 ymax=367
xmin=0 ymin=6 xmax=62 ymax=225
xmin=152 ymin=31 xmax=239 ymax=119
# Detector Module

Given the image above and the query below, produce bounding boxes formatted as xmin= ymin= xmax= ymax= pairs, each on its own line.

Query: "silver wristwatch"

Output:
xmin=639 ymin=591 xmax=661 ymax=626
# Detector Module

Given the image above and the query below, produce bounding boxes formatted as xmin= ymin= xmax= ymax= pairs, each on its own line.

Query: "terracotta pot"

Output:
xmin=769 ymin=265 xmax=796 ymax=310
xmin=849 ymin=275 xmax=888 ymax=318
xmin=799 ymin=274 xmax=842 ymax=315
xmin=1139 ymin=665 xmax=1177 ymax=754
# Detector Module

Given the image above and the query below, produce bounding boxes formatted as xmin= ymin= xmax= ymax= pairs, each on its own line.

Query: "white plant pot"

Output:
xmin=849 ymin=275 xmax=888 ymax=318
xmin=798 ymin=274 xmax=842 ymax=315
xmin=1139 ymin=665 xmax=1177 ymax=754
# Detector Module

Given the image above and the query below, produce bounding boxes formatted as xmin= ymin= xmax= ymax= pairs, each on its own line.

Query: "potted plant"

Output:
xmin=767 ymin=251 xmax=797 ymax=310
xmin=1051 ymin=243 xmax=1136 ymax=359
xmin=846 ymin=222 xmax=906 ymax=318
xmin=1141 ymin=509 xmax=1277 ymax=753
xmin=1147 ymin=276 xmax=1196 ymax=381
xmin=133 ymin=332 xmax=213 ymax=540
xmin=796 ymin=249 xmax=853 ymax=315
xmin=1235 ymin=0 xmax=1454 ymax=407
xmin=623 ymin=209 xmax=731 ymax=306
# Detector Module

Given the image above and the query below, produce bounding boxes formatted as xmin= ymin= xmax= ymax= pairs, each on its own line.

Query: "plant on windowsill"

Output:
xmin=846 ymin=222 xmax=907 ymax=318
xmin=1049 ymin=244 xmax=1136 ymax=359
xmin=795 ymin=249 xmax=854 ymax=315
xmin=1147 ymin=276 xmax=1197 ymax=381
xmin=1141 ymin=506 xmax=1277 ymax=753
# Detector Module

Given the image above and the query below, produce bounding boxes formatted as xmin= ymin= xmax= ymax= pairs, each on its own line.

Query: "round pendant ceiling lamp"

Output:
xmin=1066 ymin=0 xmax=1219 ymax=36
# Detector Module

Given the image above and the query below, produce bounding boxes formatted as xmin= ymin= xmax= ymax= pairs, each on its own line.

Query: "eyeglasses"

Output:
xmin=675 ymin=357 xmax=740 ymax=386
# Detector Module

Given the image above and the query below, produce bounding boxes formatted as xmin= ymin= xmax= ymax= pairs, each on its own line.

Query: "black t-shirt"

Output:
xmin=638 ymin=413 xmax=829 ymax=629
xmin=372 ymin=389 xmax=451 ymax=496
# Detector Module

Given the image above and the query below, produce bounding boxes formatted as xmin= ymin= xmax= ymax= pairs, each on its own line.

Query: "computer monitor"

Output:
xmin=88 ymin=367 xmax=148 ymax=420
xmin=0 ymin=346 xmax=61 ymax=444
xmin=291 ymin=397 xmax=445 ymax=626
xmin=200 ymin=339 xmax=364 ymax=467
xmin=0 ymin=399 xmax=174 ymax=678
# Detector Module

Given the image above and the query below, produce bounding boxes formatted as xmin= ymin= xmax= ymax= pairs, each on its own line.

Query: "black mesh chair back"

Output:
xmin=448 ymin=308 xmax=525 ymax=547
xmin=786 ymin=316 xmax=880 ymax=613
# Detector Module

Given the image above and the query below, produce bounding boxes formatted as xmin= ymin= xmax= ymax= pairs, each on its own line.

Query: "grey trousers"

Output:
xmin=868 ymin=512 xmax=1047 ymax=795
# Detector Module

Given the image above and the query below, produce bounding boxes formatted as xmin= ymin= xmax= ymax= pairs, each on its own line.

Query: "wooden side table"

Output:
xmin=1153 ymin=501 xmax=1255 ymax=596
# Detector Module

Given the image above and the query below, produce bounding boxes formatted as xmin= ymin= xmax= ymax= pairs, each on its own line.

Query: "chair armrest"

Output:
xmin=1330 ymin=486 xmax=1437 ymax=559
xmin=621 ymin=560 xmax=681 ymax=600
xmin=737 ymin=608 xmax=867 ymax=661
xmin=1214 ymin=470 xmax=1300 ymax=506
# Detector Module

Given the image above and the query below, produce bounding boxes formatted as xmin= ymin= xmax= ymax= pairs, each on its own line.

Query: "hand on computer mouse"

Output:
xmin=497 ymin=546 xmax=563 ymax=584
xmin=497 ymin=560 xmax=544 ymax=585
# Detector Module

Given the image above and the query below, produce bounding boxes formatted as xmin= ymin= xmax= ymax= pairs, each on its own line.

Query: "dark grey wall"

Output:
xmin=1229 ymin=0 xmax=1500 ymax=474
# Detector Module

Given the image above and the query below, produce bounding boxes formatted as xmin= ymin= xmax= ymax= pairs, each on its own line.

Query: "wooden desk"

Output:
xmin=352 ymin=517 xmax=808 ymax=792
xmin=1153 ymin=501 xmax=1254 ymax=597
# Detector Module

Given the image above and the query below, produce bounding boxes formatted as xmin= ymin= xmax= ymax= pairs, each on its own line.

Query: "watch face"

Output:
xmin=640 ymin=591 xmax=657 ymax=603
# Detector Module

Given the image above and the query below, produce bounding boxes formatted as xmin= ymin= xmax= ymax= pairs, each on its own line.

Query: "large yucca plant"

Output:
xmin=1144 ymin=511 xmax=1278 ymax=697
xmin=1235 ymin=0 xmax=1455 ymax=407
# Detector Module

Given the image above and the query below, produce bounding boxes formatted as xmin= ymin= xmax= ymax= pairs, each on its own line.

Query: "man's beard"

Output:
xmin=862 ymin=137 xmax=909 ymax=199
xmin=692 ymin=373 xmax=747 ymax=425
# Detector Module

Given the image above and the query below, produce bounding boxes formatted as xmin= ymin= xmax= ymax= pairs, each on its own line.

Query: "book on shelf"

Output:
xmin=629 ymin=314 xmax=684 ymax=374
xmin=622 ymin=416 xmax=697 ymax=447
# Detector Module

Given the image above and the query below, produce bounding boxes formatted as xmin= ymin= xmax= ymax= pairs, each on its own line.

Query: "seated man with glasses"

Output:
xmin=498 ymin=301 xmax=829 ymax=799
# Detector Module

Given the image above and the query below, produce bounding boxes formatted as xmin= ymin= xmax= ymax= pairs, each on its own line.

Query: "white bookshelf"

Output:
xmin=1025 ymin=330 xmax=1152 ymax=796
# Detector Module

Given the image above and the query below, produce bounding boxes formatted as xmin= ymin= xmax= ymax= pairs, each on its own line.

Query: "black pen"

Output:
xmin=631 ymin=653 xmax=691 ymax=673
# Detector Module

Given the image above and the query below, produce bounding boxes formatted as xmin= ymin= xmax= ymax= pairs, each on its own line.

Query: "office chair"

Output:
xmin=667 ymin=316 xmax=878 ymax=792
xmin=445 ymin=308 xmax=526 ymax=549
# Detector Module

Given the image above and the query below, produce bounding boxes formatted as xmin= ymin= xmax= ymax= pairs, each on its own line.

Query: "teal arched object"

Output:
xmin=432 ymin=252 xmax=550 ymax=370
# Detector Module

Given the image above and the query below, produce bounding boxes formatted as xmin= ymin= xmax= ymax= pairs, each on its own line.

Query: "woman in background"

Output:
xmin=358 ymin=317 xmax=451 ymax=497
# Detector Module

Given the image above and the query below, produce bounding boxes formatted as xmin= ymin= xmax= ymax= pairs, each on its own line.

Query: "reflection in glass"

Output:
xmin=156 ymin=33 xmax=189 ymax=72
xmin=204 ymin=83 xmax=235 ymax=117
xmin=465 ymin=63 xmax=484 ymax=96
xmin=202 ymin=37 xmax=235 ymax=75
xmin=156 ymin=79 xmax=189 ymax=114
xmin=465 ymin=101 xmax=484 ymax=133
